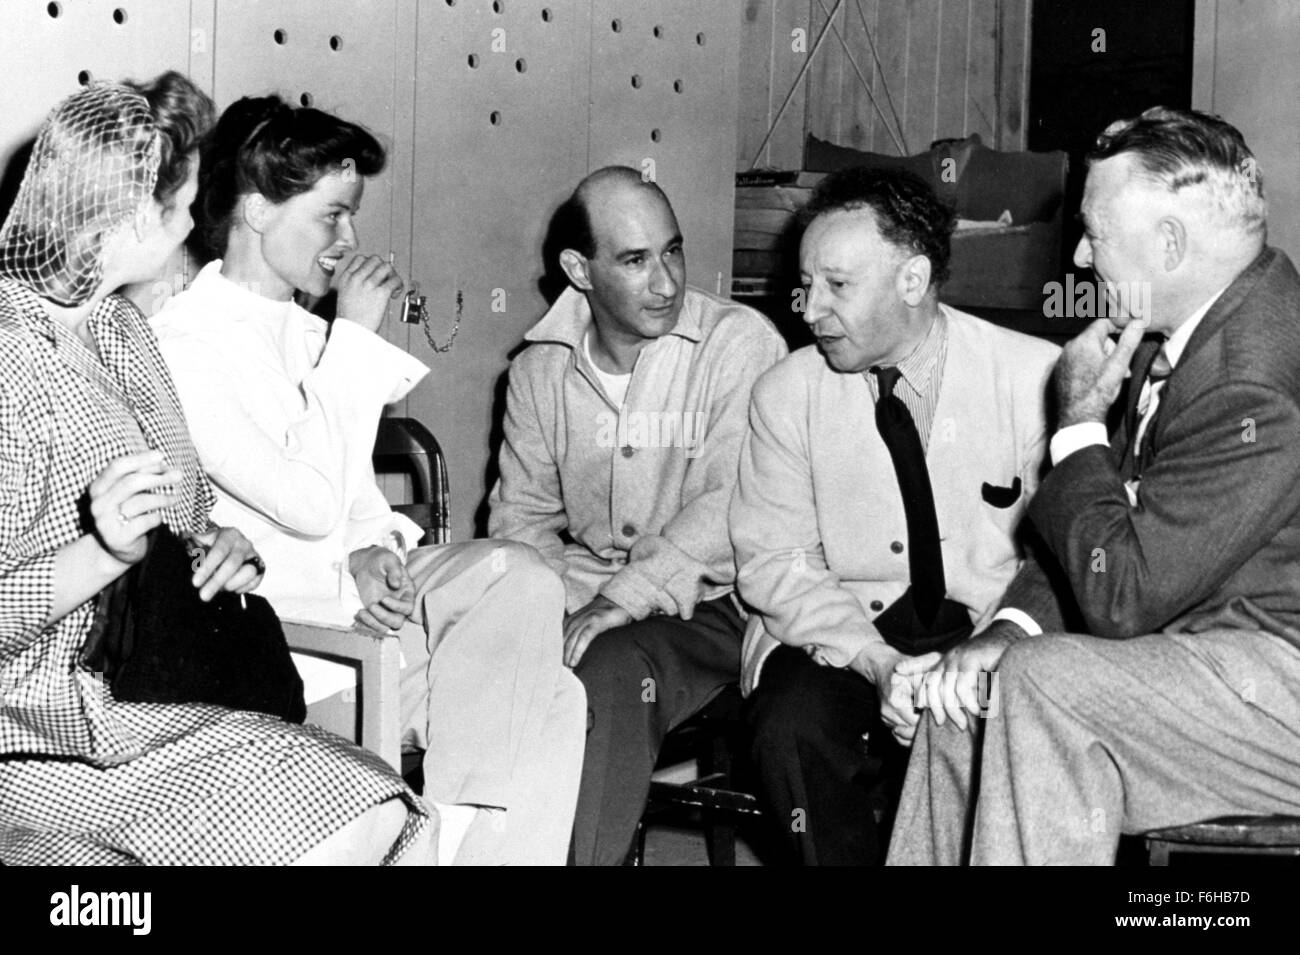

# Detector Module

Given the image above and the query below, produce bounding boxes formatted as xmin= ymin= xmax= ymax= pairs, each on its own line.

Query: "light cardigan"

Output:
xmin=151 ymin=261 xmax=429 ymax=624
xmin=489 ymin=285 xmax=787 ymax=618
xmin=730 ymin=304 xmax=1061 ymax=694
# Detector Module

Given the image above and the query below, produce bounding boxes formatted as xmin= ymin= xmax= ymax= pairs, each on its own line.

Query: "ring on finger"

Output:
xmin=116 ymin=508 xmax=129 ymax=524
xmin=243 ymin=553 xmax=266 ymax=574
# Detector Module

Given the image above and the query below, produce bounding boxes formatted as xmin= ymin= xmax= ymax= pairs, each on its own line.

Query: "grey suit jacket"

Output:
xmin=1002 ymin=247 xmax=1300 ymax=647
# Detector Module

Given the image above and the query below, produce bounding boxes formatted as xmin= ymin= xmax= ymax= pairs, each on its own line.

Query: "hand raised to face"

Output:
xmin=1055 ymin=317 xmax=1149 ymax=428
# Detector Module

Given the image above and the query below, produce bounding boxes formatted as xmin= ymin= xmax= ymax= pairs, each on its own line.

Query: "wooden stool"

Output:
xmin=1145 ymin=815 xmax=1300 ymax=864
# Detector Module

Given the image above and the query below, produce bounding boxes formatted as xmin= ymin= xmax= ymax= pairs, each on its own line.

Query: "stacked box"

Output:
xmin=731 ymin=181 xmax=816 ymax=296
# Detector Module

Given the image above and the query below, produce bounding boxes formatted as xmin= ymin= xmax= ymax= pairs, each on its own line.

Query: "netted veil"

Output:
xmin=0 ymin=82 xmax=161 ymax=307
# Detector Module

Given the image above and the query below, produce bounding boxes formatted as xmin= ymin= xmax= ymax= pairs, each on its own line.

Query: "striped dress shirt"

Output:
xmin=865 ymin=309 xmax=949 ymax=447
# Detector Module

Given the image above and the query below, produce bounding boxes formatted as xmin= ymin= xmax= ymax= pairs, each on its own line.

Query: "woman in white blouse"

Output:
xmin=152 ymin=95 xmax=584 ymax=865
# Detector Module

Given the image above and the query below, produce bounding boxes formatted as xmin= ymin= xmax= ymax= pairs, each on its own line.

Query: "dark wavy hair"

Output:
xmin=800 ymin=165 xmax=956 ymax=286
xmin=194 ymin=94 xmax=385 ymax=259
xmin=123 ymin=71 xmax=215 ymax=209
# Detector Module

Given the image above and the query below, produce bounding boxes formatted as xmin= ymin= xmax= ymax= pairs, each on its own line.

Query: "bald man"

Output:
xmin=489 ymin=167 xmax=787 ymax=864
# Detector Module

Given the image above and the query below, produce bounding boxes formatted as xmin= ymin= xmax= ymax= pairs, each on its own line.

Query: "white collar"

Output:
xmin=185 ymin=260 xmax=324 ymax=333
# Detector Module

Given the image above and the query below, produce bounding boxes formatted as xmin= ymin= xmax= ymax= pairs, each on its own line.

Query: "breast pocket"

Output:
xmin=980 ymin=476 xmax=1022 ymax=509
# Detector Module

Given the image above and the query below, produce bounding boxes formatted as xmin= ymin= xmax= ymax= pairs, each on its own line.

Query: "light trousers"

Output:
xmin=397 ymin=539 xmax=586 ymax=866
xmin=887 ymin=629 xmax=1300 ymax=865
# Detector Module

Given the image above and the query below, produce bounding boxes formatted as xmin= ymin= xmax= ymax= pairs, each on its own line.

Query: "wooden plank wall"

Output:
xmin=737 ymin=0 xmax=1031 ymax=169
xmin=738 ymin=0 xmax=811 ymax=169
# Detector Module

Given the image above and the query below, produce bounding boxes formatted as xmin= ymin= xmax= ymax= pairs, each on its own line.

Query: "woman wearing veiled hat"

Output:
xmin=0 ymin=73 xmax=431 ymax=865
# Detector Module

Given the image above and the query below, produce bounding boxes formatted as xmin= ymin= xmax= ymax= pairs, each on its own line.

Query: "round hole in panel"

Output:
xmin=300 ymin=92 xmax=314 ymax=107
xmin=673 ymin=79 xmax=684 ymax=94
xmin=274 ymin=28 xmax=288 ymax=45
xmin=696 ymin=32 xmax=706 ymax=46
xmin=611 ymin=18 xmax=622 ymax=33
xmin=445 ymin=0 xmax=455 ymax=5
xmin=77 ymin=69 xmax=93 ymax=86
xmin=515 ymin=58 xmax=527 ymax=73
xmin=653 ymin=25 xmax=663 ymax=39
xmin=650 ymin=128 xmax=662 ymax=143
xmin=47 ymin=3 xmax=61 ymax=18
xmin=329 ymin=35 xmax=342 ymax=52
xmin=630 ymin=75 xmax=642 ymax=89
xmin=467 ymin=53 xmax=479 ymax=69
xmin=489 ymin=110 xmax=503 ymax=127
xmin=112 ymin=7 xmax=127 ymax=25
xmin=541 ymin=8 xmax=553 ymax=22
xmin=492 ymin=0 xmax=503 ymax=13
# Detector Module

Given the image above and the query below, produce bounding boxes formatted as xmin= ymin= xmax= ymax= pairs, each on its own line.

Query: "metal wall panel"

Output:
xmin=210 ymin=0 xmax=409 ymax=357
xmin=2 ymin=0 xmax=745 ymax=543
xmin=0 ymin=1 xmax=197 ymax=177
xmin=406 ymin=0 xmax=593 ymax=540
xmin=588 ymin=0 xmax=740 ymax=299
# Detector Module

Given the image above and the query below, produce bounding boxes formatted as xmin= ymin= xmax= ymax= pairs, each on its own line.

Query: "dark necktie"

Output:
xmin=1123 ymin=337 xmax=1172 ymax=480
xmin=872 ymin=366 xmax=945 ymax=626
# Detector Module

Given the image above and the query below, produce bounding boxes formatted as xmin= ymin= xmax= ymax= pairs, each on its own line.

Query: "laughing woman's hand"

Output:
xmin=336 ymin=255 xmax=405 ymax=333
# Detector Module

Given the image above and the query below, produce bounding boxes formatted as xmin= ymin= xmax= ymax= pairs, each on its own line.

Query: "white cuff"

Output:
xmin=327 ymin=319 xmax=430 ymax=404
xmin=1049 ymin=422 xmax=1108 ymax=466
xmin=992 ymin=607 xmax=1042 ymax=637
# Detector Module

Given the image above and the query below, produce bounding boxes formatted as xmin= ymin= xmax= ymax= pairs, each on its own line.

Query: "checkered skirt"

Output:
xmin=0 ymin=702 xmax=426 ymax=865
xmin=0 ymin=281 xmax=427 ymax=864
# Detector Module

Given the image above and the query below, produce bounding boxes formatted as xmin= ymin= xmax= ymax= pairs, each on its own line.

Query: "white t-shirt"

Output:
xmin=584 ymin=328 xmax=632 ymax=408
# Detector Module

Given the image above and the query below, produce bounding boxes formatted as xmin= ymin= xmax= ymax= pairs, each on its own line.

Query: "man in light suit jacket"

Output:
xmin=729 ymin=167 xmax=1060 ymax=865
xmin=490 ymin=167 xmax=787 ymax=865
xmin=889 ymin=107 xmax=1300 ymax=865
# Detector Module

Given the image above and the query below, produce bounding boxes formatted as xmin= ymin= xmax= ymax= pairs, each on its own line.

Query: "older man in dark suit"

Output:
xmin=888 ymin=107 xmax=1300 ymax=865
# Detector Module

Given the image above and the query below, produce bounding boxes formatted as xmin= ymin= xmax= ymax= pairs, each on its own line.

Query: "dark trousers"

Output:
xmin=746 ymin=644 xmax=910 ymax=865
xmin=571 ymin=596 xmax=744 ymax=866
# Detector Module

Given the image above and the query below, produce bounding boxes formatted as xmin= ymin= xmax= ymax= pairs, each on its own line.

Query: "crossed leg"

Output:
xmin=889 ymin=629 xmax=1300 ymax=865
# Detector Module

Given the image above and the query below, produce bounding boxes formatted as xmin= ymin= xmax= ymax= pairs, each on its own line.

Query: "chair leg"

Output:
xmin=627 ymin=818 xmax=647 ymax=866
xmin=705 ymin=815 xmax=738 ymax=866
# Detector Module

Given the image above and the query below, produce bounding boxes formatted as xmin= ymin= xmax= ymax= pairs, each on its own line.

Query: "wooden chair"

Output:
xmin=283 ymin=621 xmax=403 ymax=770
xmin=630 ymin=684 xmax=766 ymax=866
xmin=1145 ymin=816 xmax=1300 ymax=864
xmin=631 ymin=685 xmax=896 ymax=865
